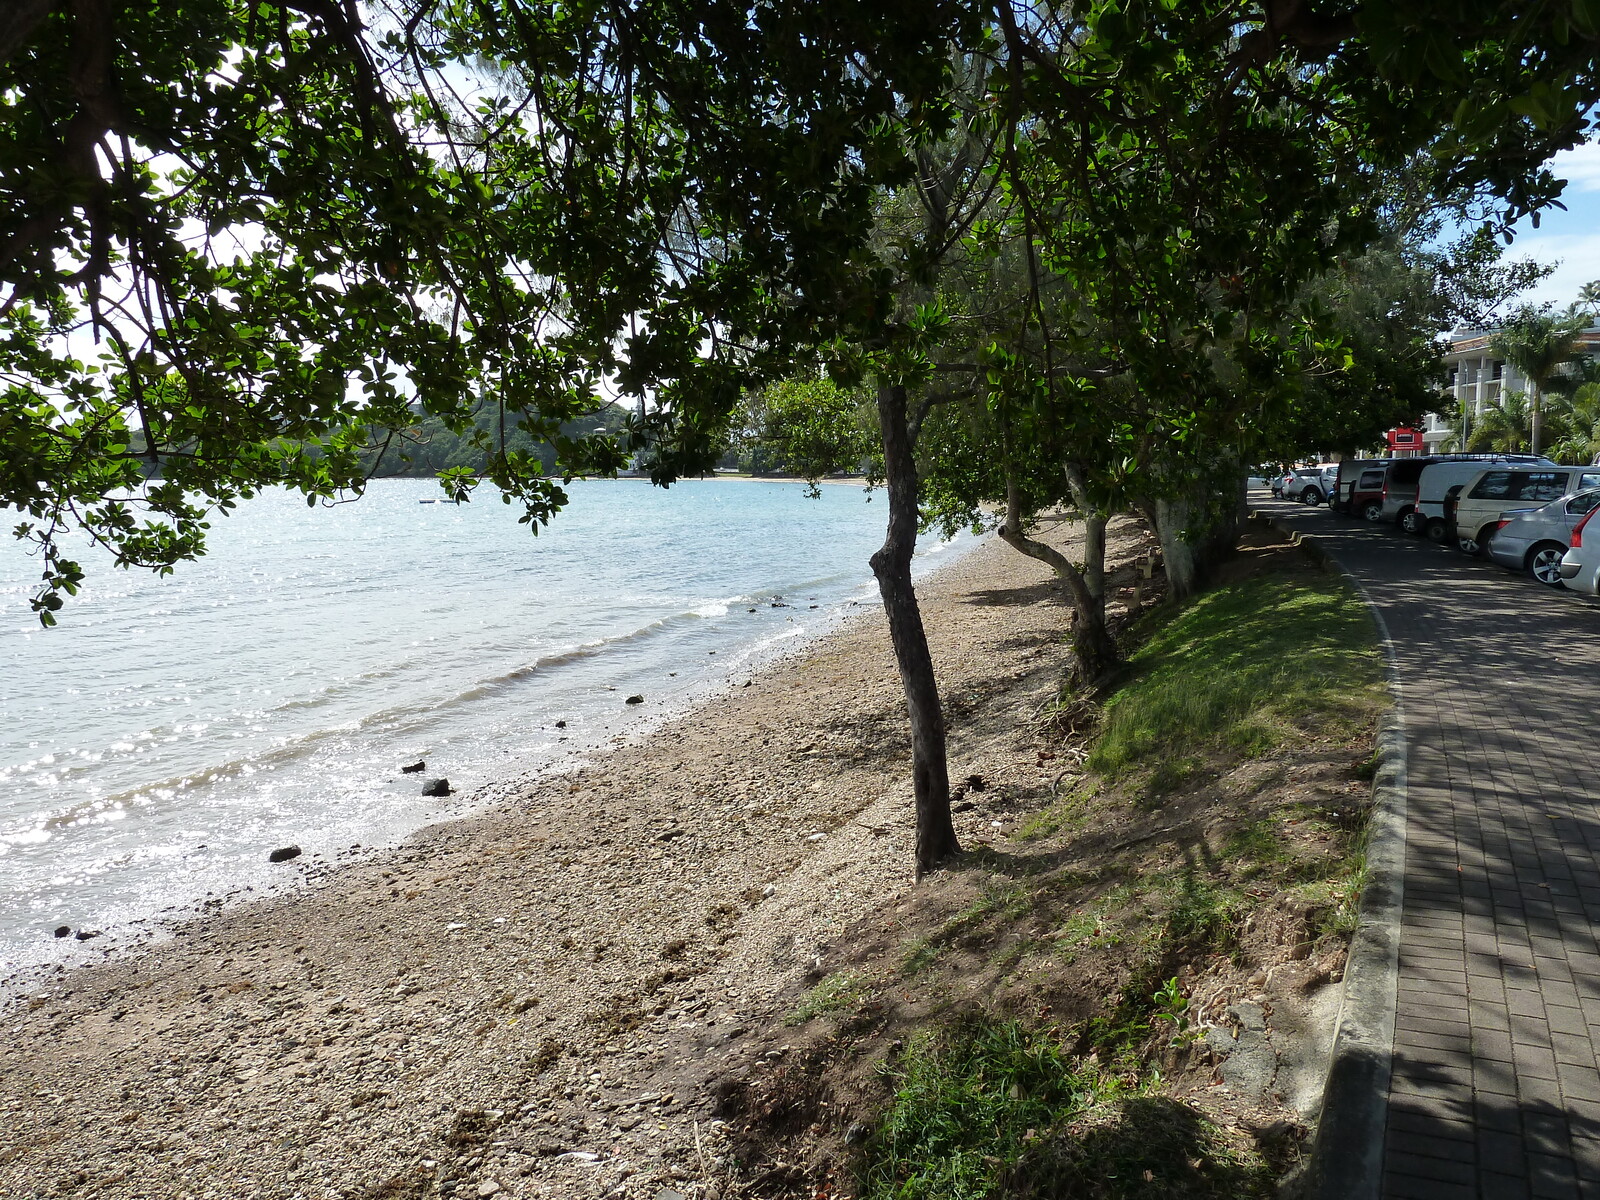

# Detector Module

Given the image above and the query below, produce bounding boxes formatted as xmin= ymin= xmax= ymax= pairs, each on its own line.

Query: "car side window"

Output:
xmin=1470 ymin=471 xmax=1512 ymax=499
xmin=1570 ymin=493 xmax=1600 ymax=516
xmin=1359 ymin=471 xmax=1384 ymax=488
xmin=1515 ymin=472 xmax=1566 ymax=503
xmin=1581 ymin=473 xmax=1600 ymax=491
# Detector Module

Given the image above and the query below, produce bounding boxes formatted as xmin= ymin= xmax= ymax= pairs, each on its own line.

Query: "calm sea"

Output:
xmin=1 ymin=478 xmax=969 ymax=983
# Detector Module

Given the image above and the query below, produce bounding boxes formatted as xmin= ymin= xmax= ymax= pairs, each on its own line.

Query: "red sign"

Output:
xmin=1386 ymin=427 xmax=1421 ymax=450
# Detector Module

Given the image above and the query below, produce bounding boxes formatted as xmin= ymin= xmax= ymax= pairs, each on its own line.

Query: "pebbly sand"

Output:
xmin=0 ymin=514 xmax=1152 ymax=1200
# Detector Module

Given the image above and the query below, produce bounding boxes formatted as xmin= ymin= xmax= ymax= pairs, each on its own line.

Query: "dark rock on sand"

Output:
xmin=421 ymin=779 xmax=452 ymax=797
xmin=268 ymin=846 xmax=303 ymax=864
xmin=53 ymin=926 xmax=71 ymax=939
xmin=625 ymin=695 xmax=644 ymax=705
xmin=401 ymin=760 xmax=426 ymax=774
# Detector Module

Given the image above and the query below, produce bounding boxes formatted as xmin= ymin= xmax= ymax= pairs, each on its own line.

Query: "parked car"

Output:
xmin=1382 ymin=453 xmax=1554 ymax=533
xmin=1350 ymin=464 xmax=1392 ymax=521
xmin=1414 ymin=455 xmax=1558 ymax=541
xmin=1319 ymin=463 xmax=1340 ymax=503
xmin=1332 ymin=458 xmax=1389 ymax=515
xmin=1450 ymin=466 xmax=1600 ymax=555
xmin=1559 ymin=508 xmax=1600 ymax=595
xmin=1283 ymin=467 xmax=1329 ymax=505
xmin=1485 ymin=488 xmax=1600 ymax=585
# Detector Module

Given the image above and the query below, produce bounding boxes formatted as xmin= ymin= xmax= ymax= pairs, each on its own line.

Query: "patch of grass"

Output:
xmin=1290 ymin=868 xmax=1367 ymax=943
xmin=1165 ymin=870 xmax=1247 ymax=957
xmin=902 ymin=881 xmax=1038 ymax=976
xmin=1137 ymin=755 xmax=1201 ymax=808
xmin=901 ymin=936 xmax=941 ymax=976
xmin=1223 ymin=819 xmax=1291 ymax=878
xmin=1353 ymin=749 xmax=1381 ymax=782
xmin=858 ymin=1018 xmax=1270 ymax=1200
xmin=1053 ymin=885 xmax=1134 ymax=953
xmin=1017 ymin=782 xmax=1095 ymax=840
xmin=1087 ymin=574 xmax=1384 ymax=779
xmin=786 ymin=971 xmax=870 ymax=1026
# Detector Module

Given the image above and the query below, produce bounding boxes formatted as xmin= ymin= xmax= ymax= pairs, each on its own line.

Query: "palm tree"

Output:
xmin=1466 ymin=390 xmax=1532 ymax=454
xmin=1490 ymin=307 xmax=1591 ymax=455
xmin=1546 ymin=382 xmax=1600 ymax=464
xmin=1579 ymin=280 xmax=1600 ymax=318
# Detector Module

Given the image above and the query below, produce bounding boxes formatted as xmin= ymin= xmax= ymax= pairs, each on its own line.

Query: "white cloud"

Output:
xmin=1499 ymin=230 xmax=1600 ymax=309
xmin=1549 ymin=139 xmax=1600 ymax=193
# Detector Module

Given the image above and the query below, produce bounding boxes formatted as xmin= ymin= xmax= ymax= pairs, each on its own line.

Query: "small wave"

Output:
xmin=4 ymin=597 xmax=757 ymax=837
xmin=443 ymin=605 xmax=728 ymax=703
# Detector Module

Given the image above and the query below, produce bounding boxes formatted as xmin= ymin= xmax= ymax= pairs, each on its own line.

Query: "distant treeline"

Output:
xmin=362 ymin=406 xmax=631 ymax=477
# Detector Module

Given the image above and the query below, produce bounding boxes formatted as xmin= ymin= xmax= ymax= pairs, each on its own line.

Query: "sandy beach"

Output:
xmin=0 ymin=514 xmax=1150 ymax=1200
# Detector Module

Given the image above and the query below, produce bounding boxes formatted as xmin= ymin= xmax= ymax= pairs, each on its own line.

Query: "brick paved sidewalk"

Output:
xmin=1268 ymin=501 xmax=1600 ymax=1199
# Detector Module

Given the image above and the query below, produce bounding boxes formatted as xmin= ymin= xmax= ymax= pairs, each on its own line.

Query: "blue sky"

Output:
xmin=1497 ymin=138 xmax=1600 ymax=311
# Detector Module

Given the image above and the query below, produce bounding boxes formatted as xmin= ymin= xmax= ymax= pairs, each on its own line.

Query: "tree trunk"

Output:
xmin=1062 ymin=462 xmax=1106 ymax=604
xmin=1000 ymin=470 xmax=1120 ymax=683
xmin=1152 ymin=495 xmax=1202 ymax=600
xmin=1083 ymin=514 xmax=1106 ymax=601
xmin=869 ymin=381 xmax=959 ymax=878
xmin=1531 ymin=384 xmax=1543 ymax=456
xmin=1149 ymin=476 xmax=1245 ymax=601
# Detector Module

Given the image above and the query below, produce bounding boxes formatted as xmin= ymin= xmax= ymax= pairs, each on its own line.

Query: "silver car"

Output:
xmin=1560 ymin=508 xmax=1600 ymax=595
xmin=1486 ymin=487 xmax=1600 ymax=586
xmin=1283 ymin=467 xmax=1328 ymax=505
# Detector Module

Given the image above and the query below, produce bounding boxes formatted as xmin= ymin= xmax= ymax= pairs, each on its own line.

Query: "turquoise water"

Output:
xmin=0 ymin=478 xmax=968 ymax=981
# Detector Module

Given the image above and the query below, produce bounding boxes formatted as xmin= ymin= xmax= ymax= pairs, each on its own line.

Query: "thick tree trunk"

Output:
xmin=1150 ymin=479 xmax=1245 ymax=601
xmin=1152 ymin=495 xmax=1202 ymax=600
xmin=999 ymin=471 xmax=1120 ymax=682
xmin=869 ymin=382 xmax=959 ymax=877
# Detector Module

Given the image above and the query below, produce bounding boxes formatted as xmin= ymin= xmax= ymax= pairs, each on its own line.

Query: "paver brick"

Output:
xmin=1270 ymin=507 xmax=1600 ymax=1200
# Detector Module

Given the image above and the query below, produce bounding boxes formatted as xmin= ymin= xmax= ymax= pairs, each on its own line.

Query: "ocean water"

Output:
xmin=0 ymin=478 xmax=969 ymax=983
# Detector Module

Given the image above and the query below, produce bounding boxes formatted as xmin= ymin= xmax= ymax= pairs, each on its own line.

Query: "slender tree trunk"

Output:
xmin=1062 ymin=462 xmax=1105 ymax=604
xmin=1532 ymin=384 xmax=1543 ymax=456
xmin=999 ymin=470 xmax=1120 ymax=682
xmin=869 ymin=381 xmax=958 ymax=877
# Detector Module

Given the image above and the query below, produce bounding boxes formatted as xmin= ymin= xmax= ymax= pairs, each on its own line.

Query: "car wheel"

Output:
xmin=1400 ymin=509 xmax=1423 ymax=534
xmin=1301 ymin=488 xmax=1321 ymax=506
xmin=1425 ymin=518 xmax=1448 ymax=543
xmin=1362 ymin=501 xmax=1383 ymax=522
xmin=1457 ymin=533 xmax=1483 ymax=556
xmin=1527 ymin=543 xmax=1568 ymax=587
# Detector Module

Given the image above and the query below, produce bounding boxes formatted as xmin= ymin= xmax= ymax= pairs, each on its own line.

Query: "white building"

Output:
xmin=1424 ymin=325 xmax=1600 ymax=453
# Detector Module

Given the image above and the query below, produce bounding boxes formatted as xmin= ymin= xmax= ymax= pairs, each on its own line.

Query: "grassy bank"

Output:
xmin=721 ymin=538 xmax=1388 ymax=1199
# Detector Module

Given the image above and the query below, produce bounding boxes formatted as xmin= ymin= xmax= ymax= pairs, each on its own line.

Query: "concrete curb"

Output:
xmin=1248 ymin=510 xmax=1335 ymax=571
xmin=1256 ymin=510 xmax=1407 ymax=1200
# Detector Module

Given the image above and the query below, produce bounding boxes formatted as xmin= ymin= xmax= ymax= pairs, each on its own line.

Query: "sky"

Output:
xmin=1497 ymin=138 xmax=1600 ymax=311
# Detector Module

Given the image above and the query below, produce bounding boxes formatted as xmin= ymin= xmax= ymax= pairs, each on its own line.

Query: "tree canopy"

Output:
xmin=5 ymin=1 xmax=1598 ymax=619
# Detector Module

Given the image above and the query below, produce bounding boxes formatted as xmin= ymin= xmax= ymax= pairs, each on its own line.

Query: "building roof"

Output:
xmin=1446 ymin=324 xmax=1600 ymax=358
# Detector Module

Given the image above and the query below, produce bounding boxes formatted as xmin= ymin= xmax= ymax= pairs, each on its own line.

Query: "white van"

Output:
xmin=1415 ymin=456 xmax=1556 ymax=540
xmin=1449 ymin=466 xmax=1600 ymax=554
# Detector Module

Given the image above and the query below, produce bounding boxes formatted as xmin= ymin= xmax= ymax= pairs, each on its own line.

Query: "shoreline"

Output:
xmin=0 ymin=513 xmax=1123 ymax=1200
xmin=0 ymin=510 xmax=980 ymax=999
